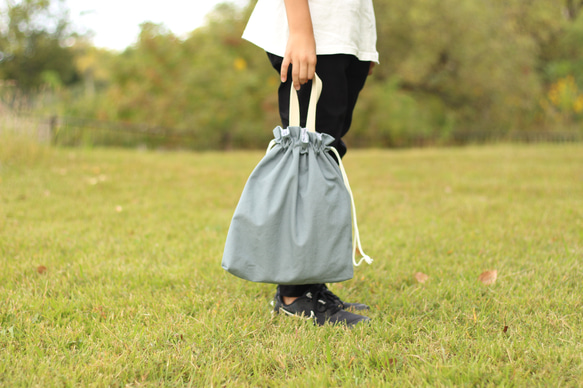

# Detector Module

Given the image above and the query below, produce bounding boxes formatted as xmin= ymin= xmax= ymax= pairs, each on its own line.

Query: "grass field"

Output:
xmin=1 ymin=138 xmax=582 ymax=386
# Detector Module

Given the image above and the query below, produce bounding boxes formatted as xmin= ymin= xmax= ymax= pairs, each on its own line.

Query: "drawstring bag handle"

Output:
xmin=289 ymin=74 xmax=322 ymax=132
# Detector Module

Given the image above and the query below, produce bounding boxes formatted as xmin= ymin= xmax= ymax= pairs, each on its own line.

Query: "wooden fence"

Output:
xmin=4 ymin=114 xmax=582 ymax=150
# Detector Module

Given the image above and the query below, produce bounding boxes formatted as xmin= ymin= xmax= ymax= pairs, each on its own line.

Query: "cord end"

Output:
xmin=362 ymin=255 xmax=373 ymax=265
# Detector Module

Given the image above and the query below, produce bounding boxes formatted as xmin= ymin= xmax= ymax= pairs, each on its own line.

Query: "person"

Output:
xmin=241 ymin=0 xmax=378 ymax=326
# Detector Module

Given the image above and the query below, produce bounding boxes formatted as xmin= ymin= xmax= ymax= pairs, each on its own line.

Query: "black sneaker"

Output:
xmin=319 ymin=284 xmax=370 ymax=312
xmin=272 ymin=285 xmax=371 ymax=327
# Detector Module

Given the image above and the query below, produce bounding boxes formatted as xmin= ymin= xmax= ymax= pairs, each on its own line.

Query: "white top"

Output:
xmin=242 ymin=0 xmax=379 ymax=63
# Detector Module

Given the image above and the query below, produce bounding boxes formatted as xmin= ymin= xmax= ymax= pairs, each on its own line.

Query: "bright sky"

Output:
xmin=66 ymin=0 xmax=248 ymax=51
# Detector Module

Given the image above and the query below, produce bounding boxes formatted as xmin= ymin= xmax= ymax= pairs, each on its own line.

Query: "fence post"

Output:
xmin=49 ymin=115 xmax=57 ymax=144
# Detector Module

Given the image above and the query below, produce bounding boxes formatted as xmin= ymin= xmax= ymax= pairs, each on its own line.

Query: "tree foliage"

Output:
xmin=2 ymin=0 xmax=583 ymax=148
xmin=0 ymin=0 xmax=80 ymax=91
xmin=64 ymin=3 xmax=279 ymax=149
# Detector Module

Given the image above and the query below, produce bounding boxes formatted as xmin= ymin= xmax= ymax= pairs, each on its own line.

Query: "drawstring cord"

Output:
xmin=330 ymin=147 xmax=374 ymax=267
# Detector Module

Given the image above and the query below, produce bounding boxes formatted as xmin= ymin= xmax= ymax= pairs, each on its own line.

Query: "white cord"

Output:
xmin=330 ymin=147 xmax=373 ymax=267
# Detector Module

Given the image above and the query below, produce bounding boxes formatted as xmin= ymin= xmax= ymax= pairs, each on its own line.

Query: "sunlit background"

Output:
xmin=65 ymin=0 xmax=248 ymax=51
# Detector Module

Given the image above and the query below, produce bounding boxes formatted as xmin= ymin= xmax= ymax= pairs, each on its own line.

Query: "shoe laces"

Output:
xmin=319 ymin=285 xmax=345 ymax=308
xmin=307 ymin=285 xmax=343 ymax=315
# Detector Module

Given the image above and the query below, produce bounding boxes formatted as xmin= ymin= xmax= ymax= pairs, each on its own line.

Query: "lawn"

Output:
xmin=1 ymin=139 xmax=582 ymax=386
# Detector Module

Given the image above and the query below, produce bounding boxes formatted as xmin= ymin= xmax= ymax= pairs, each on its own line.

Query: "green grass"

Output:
xmin=1 ymin=139 xmax=582 ymax=386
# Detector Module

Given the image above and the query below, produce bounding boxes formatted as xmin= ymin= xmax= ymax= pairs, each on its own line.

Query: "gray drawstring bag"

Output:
xmin=222 ymin=75 xmax=372 ymax=285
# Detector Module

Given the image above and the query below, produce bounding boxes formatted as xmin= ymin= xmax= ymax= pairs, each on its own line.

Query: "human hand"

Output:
xmin=281 ymin=32 xmax=317 ymax=90
xmin=368 ymin=62 xmax=375 ymax=76
xmin=281 ymin=0 xmax=317 ymax=90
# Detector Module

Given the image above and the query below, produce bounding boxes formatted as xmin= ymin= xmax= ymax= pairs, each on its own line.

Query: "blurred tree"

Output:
xmin=73 ymin=40 xmax=114 ymax=97
xmin=55 ymin=0 xmax=583 ymax=149
xmin=370 ymin=0 xmax=541 ymax=137
xmin=0 ymin=0 xmax=80 ymax=91
xmin=491 ymin=0 xmax=583 ymax=127
xmin=86 ymin=2 xmax=278 ymax=149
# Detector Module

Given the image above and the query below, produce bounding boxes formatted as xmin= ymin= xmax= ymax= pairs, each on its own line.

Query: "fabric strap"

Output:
xmin=289 ymin=74 xmax=322 ymax=133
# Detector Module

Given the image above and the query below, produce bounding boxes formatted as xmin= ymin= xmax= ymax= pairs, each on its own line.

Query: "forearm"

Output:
xmin=281 ymin=0 xmax=317 ymax=88
xmin=284 ymin=0 xmax=314 ymax=38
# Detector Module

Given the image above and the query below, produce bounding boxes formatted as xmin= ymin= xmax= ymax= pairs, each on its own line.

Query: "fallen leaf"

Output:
xmin=37 ymin=265 xmax=47 ymax=274
xmin=347 ymin=356 xmax=356 ymax=368
xmin=479 ymin=270 xmax=498 ymax=285
xmin=277 ymin=356 xmax=286 ymax=369
xmin=503 ymin=325 xmax=509 ymax=333
xmin=173 ymin=333 xmax=184 ymax=342
xmin=414 ymin=272 xmax=429 ymax=284
xmin=93 ymin=306 xmax=106 ymax=320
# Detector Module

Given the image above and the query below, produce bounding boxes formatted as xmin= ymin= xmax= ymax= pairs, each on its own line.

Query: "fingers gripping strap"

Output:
xmin=289 ymin=74 xmax=322 ymax=133
xmin=329 ymin=147 xmax=374 ymax=267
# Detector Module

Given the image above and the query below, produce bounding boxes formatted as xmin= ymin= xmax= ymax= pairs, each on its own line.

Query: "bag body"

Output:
xmin=221 ymin=126 xmax=353 ymax=284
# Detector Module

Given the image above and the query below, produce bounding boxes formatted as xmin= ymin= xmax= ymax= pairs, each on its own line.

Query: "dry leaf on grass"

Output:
xmin=479 ymin=270 xmax=498 ymax=285
xmin=37 ymin=265 xmax=47 ymax=274
xmin=93 ymin=306 xmax=107 ymax=320
xmin=414 ymin=272 xmax=429 ymax=284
